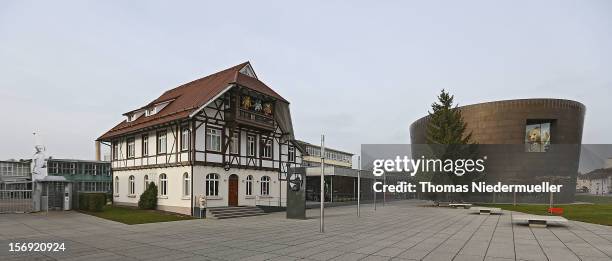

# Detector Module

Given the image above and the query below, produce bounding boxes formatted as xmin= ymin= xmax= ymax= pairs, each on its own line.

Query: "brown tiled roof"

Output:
xmin=98 ymin=62 xmax=288 ymax=141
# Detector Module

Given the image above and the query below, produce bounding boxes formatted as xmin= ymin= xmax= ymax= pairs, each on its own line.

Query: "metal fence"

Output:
xmin=72 ymin=181 xmax=112 ymax=210
xmin=0 ymin=189 xmax=33 ymax=213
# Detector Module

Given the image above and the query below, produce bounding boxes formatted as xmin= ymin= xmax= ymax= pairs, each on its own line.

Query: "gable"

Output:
xmin=98 ymin=62 xmax=290 ymax=141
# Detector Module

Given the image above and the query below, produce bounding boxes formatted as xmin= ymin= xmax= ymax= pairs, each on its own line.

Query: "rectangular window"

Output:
xmin=261 ymin=138 xmax=272 ymax=159
xmin=247 ymin=135 xmax=256 ymax=156
xmin=246 ymin=176 xmax=253 ymax=196
xmin=99 ymin=165 xmax=108 ymax=176
xmin=157 ymin=131 xmax=167 ymax=154
xmin=84 ymin=164 xmax=95 ymax=175
xmin=260 ymin=176 xmax=270 ymax=196
xmin=59 ymin=163 xmax=76 ymax=175
xmin=288 ymin=146 xmax=295 ymax=162
xmin=112 ymin=141 xmax=119 ymax=160
xmin=230 ymin=132 xmax=239 ymax=154
xmin=142 ymin=134 xmax=148 ymax=156
xmin=206 ymin=174 xmax=219 ymax=196
xmin=48 ymin=162 xmax=58 ymax=174
xmin=205 ymin=128 xmax=221 ymax=152
xmin=181 ymin=126 xmax=190 ymax=151
xmin=307 ymin=146 xmax=320 ymax=157
xmin=183 ymin=174 xmax=190 ymax=197
xmin=127 ymin=137 xmax=135 ymax=158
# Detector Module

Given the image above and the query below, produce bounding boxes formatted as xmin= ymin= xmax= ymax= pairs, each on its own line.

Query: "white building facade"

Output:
xmin=99 ymin=62 xmax=302 ymax=215
xmin=577 ymin=158 xmax=612 ymax=195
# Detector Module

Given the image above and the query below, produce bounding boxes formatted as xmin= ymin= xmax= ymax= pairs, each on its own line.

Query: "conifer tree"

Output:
xmin=424 ymin=90 xmax=479 ymax=201
xmin=426 ymin=89 xmax=472 ymax=145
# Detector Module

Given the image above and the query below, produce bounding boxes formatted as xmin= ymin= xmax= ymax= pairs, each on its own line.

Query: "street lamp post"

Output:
xmin=383 ymin=173 xmax=386 ymax=206
xmin=320 ymin=135 xmax=325 ymax=233
xmin=357 ymin=155 xmax=360 ymax=217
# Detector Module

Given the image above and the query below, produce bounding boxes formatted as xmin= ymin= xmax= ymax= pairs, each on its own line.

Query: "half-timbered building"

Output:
xmin=98 ymin=62 xmax=302 ymax=215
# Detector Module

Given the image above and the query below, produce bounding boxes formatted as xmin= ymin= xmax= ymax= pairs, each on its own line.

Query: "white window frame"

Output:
xmin=159 ymin=173 xmax=168 ymax=197
xmin=260 ymin=176 xmax=270 ymax=196
xmin=112 ymin=142 xmax=119 ymax=160
xmin=206 ymin=173 xmax=219 ymax=197
xmin=247 ymin=135 xmax=256 ymax=156
xmin=230 ymin=132 xmax=239 ymax=154
xmin=157 ymin=131 xmax=167 ymax=154
xmin=114 ymin=176 xmax=119 ymax=194
xmin=142 ymin=134 xmax=148 ymax=156
xmin=183 ymin=172 xmax=190 ymax=197
xmin=144 ymin=175 xmax=149 ymax=190
xmin=288 ymin=146 xmax=295 ymax=162
xmin=261 ymin=139 xmax=272 ymax=159
xmin=246 ymin=175 xmax=253 ymax=196
xmin=128 ymin=175 xmax=135 ymax=195
xmin=127 ymin=137 xmax=135 ymax=158
xmin=205 ymin=128 xmax=222 ymax=152
xmin=181 ymin=127 xmax=190 ymax=151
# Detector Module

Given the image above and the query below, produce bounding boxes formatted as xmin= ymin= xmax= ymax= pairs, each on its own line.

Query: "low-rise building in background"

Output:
xmin=0 ymin=157 xmax=111 ymax=213
xmin=577 ymin=158 xmax=612 ymax=195
xmin=296 ymin=140 xmax=376 ymax=202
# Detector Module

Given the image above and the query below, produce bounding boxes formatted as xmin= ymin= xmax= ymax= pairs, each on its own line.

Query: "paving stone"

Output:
xmin=330 ymin=252 xmax=368 ymax=260
xmin=0 ymin=201 xmax=610 ymax=261
xmin=374 ymin=247 xmax=406 ymax=257
xmin=361 ymin=255 xmax=393 ymax=261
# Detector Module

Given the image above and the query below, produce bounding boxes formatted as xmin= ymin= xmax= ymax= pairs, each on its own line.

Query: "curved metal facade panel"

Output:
xmin=409 ymin=99 xmax=586 ymax=203
xmin=410 ymin=99 xmax=585 ymax=145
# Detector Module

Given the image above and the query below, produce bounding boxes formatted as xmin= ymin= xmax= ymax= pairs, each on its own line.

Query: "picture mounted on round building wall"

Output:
xmin=525 ymin=121 xmax=552 ymax=152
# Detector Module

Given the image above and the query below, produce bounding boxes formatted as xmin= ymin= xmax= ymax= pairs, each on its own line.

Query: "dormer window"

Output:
xmin=145 ymin=107 xmax=157 ymax=117
xmin=126 ymin=110 xmax=145 ymax=122
xmin=144 ymin=100 xmax=172 ymax=117
xmin=127 ymin=114 xmax=137 ymax=122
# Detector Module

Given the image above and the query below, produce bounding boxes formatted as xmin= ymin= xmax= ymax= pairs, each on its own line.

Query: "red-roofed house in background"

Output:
xmin=98 ymin=62 xmax=302 ymax=215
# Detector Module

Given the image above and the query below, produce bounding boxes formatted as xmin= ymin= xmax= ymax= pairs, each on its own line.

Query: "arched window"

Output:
xmin=206 ymin=173 xmax=219 ymax=196
xmin=246 ymin=175 xmax=253 ymax=196
xmin=159 ymin=174 xmax=168 ymax=196
xmin=129 ymin=175 xmax=135 ymax=195
xmin=144 ymin=175 xmax=149 ymax=190
xmin=114 ymin=176 xmax=119 ymax=194
xmin=260 ymin=176 xmax=270 ymax=196
xmin=183 ymin=173 xmax=190 ymax=197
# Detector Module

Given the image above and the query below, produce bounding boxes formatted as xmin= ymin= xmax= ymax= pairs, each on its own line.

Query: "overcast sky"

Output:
xmin=1 ymin=0 xmax=610 ymax=160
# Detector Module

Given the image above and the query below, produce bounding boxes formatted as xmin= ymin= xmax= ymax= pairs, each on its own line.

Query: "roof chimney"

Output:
xmin=95 ymin=141 xmax=101 ymax=161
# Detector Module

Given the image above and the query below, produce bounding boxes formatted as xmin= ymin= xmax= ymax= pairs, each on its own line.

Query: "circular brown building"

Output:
xmin=410 ymin=98 xmax=586 ymax=203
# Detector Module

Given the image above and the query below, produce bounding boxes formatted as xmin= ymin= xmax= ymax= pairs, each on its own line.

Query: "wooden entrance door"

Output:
xmin=228 ymin=174 xmax=238 ymax=206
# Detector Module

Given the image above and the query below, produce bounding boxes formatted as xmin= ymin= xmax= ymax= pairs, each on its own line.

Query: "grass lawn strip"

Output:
xmin=480 ymin=203 xmax=612 ymax=226
xmin=80 ymin=205 xmax=194 ymax=225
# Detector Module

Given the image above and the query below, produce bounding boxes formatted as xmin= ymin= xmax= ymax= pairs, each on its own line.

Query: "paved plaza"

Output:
xmin=1 ymin=200 xmax=611 ymax=261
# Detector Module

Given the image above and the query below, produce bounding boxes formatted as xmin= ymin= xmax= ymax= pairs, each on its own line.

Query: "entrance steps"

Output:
xmin=208 ymin=206 xmax=267 ymax=219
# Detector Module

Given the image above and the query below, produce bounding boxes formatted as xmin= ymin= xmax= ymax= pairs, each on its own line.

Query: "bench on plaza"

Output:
xmin=512 ymin=215 xmax=568 ymax=228
xmin=449 ymin=203 xmax=472 ymax=209
xmin=471 ymin=207 xmax=502 ymax=215
xmin=434 ymin=201 xmax=450 ymax=207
